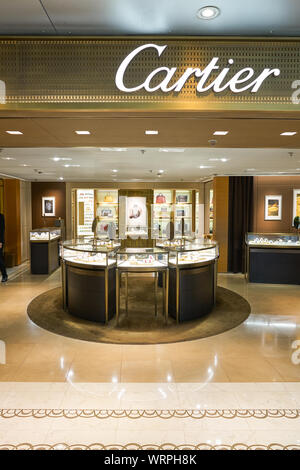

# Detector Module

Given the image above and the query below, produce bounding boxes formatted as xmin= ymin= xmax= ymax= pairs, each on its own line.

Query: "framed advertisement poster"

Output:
xmin=264 ymin=195 xmax=282 ymax=220
xmin=126 ymin=197 xmax=147 ymax=228
xmin=293 ymin=189 xmax=300 ymax=220
xmin=42 ymin=197 xmax=55 ymax=217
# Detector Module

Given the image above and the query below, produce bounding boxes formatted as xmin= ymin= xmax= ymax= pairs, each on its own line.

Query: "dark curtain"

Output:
xmin=228 ymin=176 xmax=254 ymax=273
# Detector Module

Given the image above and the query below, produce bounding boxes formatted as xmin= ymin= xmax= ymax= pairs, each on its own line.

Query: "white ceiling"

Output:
xmin=0 ymin=0 xmax=299 ymax=36
xmin=1 ymin=147 xmax=300 ymax=182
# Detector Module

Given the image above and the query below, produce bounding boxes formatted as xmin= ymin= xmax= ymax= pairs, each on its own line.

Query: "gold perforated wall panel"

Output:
xmin=0 ymin=38 xmax=299 ymax=111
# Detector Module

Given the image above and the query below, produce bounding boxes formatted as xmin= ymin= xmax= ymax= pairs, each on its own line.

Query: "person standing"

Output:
xmin=0 ymin=212 xmax=8 ymax=283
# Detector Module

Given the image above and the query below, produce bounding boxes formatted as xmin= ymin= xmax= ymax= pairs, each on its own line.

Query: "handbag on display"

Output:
xmin=176 ymin=194 xmax=188 ymax=203
xmin=156 ymin=193 xmax=166 ymax=203
xmin=100 ymin=223 xmax=109 ymax=232
xmin=101 ymin=209 xmax=113 ymax=217
xmin=104 ymin=194 xmax=114 ymax=203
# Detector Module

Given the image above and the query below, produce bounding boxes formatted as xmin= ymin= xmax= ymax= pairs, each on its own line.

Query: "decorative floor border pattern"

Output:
xmin=0 ymin=443 xmax=300 ymax=450
xmin=0 ymin=409 xmax=300 ymax=419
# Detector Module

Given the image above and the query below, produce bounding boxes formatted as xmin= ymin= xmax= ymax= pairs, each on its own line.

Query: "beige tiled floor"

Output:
xmin=0 ymin=269 xmax=300 ymax=383
xmin=0 ymin=267 xmax=300 ymax=448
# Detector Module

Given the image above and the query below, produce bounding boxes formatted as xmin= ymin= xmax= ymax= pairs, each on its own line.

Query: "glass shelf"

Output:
xmin=117 ymin=247 xmax=168 ymax=269
xmin=246 ymin=233 xmax=300 ymax=248
xmin=30 ymin=227 xmax=61 ymax=242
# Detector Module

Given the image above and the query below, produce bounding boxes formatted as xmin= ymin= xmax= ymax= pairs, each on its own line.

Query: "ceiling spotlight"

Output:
xmin=145 ymin=130 xmax=158 ymax=135
xmin=100 ymin=148 xmax=127 ymax=152
xmin=52 ymin=157 xmax=72 ymax=161
xmin=209 ymin=158 xmax=229 ymax=162
xmin=5 ymin=130 xmax=23 ymax=135
xmin=59 ymin=177 xmax=64 ymax=180
xmin=197 ymin=6 xmax=220 ymax=20
xmin=75 ymin=130 xmax=90 ymax=135
xmin=112 ymin=169 xmax=118 ymax=173
xmin=213 ymin=131 xmax=228 ymax=136
xmin=159 ymin=148 xmax=185 ymax=153
xmin=280 ymin=132 xmax=297 ymax=136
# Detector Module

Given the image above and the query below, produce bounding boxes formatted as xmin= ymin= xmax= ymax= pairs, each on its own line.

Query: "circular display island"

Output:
xmin=157 ymin=240 xmax=219 ymax=322
xmin=61 ymin=238 xmax=219 ymax=325
xmin=61 ymin=239 xmax=120 ymax=323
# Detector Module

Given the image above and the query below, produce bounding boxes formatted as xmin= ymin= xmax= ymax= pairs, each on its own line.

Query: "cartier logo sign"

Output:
xmin=115 ymin=43 xmax=281 ymax=94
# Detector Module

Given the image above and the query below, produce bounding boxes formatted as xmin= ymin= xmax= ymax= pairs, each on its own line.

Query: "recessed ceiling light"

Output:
xmin=145 ymin=130 xmax=159 ymax=135
xmin=199 ymin=165 xmax=214 ymax=169
xmin=246 ymin=168 xmax=256 ymax=171
xmin=59 ymin=177 xmax=64 ymax=180
xmin=19 ymin=164 xmax=30 ymax=167
xmin=158 ymin=169 xmax=165 ymax=174
xmin=100 ymin=148 xmax=127 ymax=152
xmin=75 ymin=130 xmax=90 ymax=135
xmin=197 ymin=6 xmax=220 ymax=20
xmin=209 ymin=158 xmax=229 ymax=162
xmin=112 ymin=169 xmax=118 ymax=173
xmin=1 ymin=157 xmax=15 ymax=160
xmin=5 ymin=130 xmax=23 ymax=135
xmin=52 ymin=157 xmax=72 ymax=162
xmin=280 ymin=132 xmax=297 ymax=136
xmin=64 ymin=164 xmax=80 ymax=167
xmin=213 ymin=131 xmax=228 ymax=136
xmin=159 ymin=148 xmax=185 ymax=153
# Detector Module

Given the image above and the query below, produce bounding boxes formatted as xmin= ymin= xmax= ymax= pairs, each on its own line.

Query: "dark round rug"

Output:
xmin=27 ymin=283 xmax=251 ymax=345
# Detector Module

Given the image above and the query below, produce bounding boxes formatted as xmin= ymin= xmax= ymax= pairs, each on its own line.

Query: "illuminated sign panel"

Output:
xmin=0 ymin=38 xmax=298 ymax=111
xmin=115 ymin=43 xmax=280 ymax=94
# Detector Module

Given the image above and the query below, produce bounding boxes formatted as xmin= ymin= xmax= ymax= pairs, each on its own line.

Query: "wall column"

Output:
xmin=3 ymin=179 xmax=22 ymax=266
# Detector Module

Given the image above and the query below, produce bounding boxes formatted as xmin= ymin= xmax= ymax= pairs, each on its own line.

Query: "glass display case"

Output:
xmin=246 ymin=232 xmax=300 ymax=285
xmin=30 ymin=228 xmax=61 ymax=274
xmin=116 ymin=247 xmax=168 ymax=269
xmin=246 ymin=233 xmax=300 ymax=247
xmin=125 ymin=225 xmax=149 ymax=239
xmin=168 ymin=242 xmax=219 ymax=267
xmin=155 ymin=237 xmax=197 ymax=249
xmin=61 ymin=240 xmax=118 ymax=324
xmin=61 ymin=240 xmax=119 ymax=267
xmin=30 ymin=227 xmax=61 ymax=241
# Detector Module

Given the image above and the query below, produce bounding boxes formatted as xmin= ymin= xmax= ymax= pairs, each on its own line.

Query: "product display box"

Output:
xmin=30 ymin=227 xmax=61 ymax=274
xmin=246 ymin=232 xmax=300 ymax=284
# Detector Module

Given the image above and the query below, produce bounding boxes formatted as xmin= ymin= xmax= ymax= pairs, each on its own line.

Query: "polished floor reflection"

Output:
xmin=0 ymin=268 xmax=299 ymax=383
xmin=0 ymin=267 xmax=300 ymax=448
